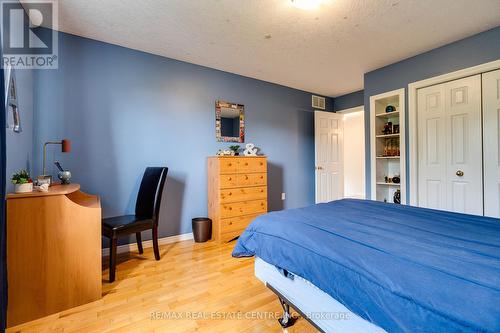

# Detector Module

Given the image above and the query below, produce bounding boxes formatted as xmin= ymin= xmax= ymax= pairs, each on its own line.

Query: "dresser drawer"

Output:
xmin=221 ymin=214 xmax=260 ymax=234
xmin=220 ymin=174 xmax=238 ymax=188
xmin=218 ymin=159 xmax=238 ymax=174
xmin=238 ymin=158 xmax=267 ymax=173
xmin=220 ymin=186 xmax=267 ymax=203
xmin=237 ymin=173 xmax=267 ymax=187
xmin=220 ymin=200 xmax=267 ymax=218
xmin=220 ymin=229 xmax=242 ymax=243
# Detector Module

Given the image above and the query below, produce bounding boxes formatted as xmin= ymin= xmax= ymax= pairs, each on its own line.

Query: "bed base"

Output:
xmin=266 ymin=283 xmax=326 ymax=333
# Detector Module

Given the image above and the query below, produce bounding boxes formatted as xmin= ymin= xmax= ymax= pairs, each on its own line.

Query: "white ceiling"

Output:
xmin=39 ymin=0 xmax=500 ymax=96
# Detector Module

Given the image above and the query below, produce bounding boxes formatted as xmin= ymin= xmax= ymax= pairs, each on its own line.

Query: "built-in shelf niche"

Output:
xmin=370 ymin=88 xmax=406 ymax=204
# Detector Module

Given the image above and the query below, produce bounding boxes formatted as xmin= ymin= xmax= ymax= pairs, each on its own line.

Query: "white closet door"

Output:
xmin=483 ymin=69 xmax=500 ymax=217
xmin=417 ymin=83 xmax=447 ymax=210
xmin=445 ymin=75 xmax=482 ymax=215
xmin=417 ymin=75 xmax=483 ymax=215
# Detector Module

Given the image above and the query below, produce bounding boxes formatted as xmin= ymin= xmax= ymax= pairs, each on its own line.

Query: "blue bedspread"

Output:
xmin=232 ymin=199 xmax=500 ymax=333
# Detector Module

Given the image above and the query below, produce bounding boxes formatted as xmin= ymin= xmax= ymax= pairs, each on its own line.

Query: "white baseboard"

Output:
xmin=102 ymin=232 xmax=194 ymax=256
xmin=344 ymin=194 xmax=366 ymax=200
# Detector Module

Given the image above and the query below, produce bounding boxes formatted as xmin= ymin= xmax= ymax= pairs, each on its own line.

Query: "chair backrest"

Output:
xmin=135 ymin=167 xmax=168 ymax=223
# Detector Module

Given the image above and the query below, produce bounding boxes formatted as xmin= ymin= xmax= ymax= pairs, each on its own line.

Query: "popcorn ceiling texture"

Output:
xmin=49 ymin=0 xmax=500 ymax=97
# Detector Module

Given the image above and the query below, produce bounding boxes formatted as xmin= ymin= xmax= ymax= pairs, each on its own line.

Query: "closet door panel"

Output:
xmin=417 ymin=75 xmax=482 ymax=215
xmin=444 ymin=75 xmax=483 ymax=215
xmin=483 ymin=69 xmax=500 ymax=218
xmin=417 ymin=84 xmax=447 ymax=210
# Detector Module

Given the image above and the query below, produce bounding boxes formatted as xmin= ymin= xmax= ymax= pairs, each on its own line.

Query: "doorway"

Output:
xmin=314 ymin=107 xmax=365 ymax=203
xmin=339 ymin=107 xmax=365 ymax=199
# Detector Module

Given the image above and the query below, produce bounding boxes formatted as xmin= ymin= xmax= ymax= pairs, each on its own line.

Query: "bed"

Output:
xmin=232 ymin=199 xmax=500 ymax=333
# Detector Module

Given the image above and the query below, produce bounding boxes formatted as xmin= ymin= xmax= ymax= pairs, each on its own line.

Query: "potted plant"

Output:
xmin=229 ymin=145 xmax=240 ymax=156
xmin=11 ymin=169 xmax=33 ymax=193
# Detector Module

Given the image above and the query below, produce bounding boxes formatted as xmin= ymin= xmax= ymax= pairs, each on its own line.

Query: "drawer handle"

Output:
xmin=229 ymin=222 xmax=233 ymax=225
xmin=260 ymin=162 xmax=263 ymax=166
xmin=260 ymin=189 xmax=264 ymax=192
xmin=228 ymin=163 xmax=232 ymax=166
xmin=245 ymin=175 xmax=249 ymax=180
xmin=260 ymin=176 xmax=263 ymax=179
xmin=245 ymin=162 xmax=249 ymax=166
xmin=261 ymin=203 xmax=264 ymax=206
xmin=228 ymin=192 xmax=232 ymax=196
xmin=228 ymin=177 xmax=232 ymax=181
xmin=228 ymin=207 xmax=232 ymax=210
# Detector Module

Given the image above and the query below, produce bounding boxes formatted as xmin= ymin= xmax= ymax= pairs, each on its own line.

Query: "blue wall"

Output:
xmin=333 ymin=90 xmax=364 ymax=112
xmin=33 ymin=31 xmax=332 ymax=244
xmin=363 ymin=26 xmax=500 ymax=200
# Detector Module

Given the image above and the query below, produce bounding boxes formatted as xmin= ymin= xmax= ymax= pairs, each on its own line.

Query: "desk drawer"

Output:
xmin=238 ymin=159 xmax=267 ymax=173
xmin=220 ymin=200 xmax=267 ymax=218
xmin=237 ymin=173 xmax=267 ymax=187
xmin=220 ymin=186 xmax=267 ymax=203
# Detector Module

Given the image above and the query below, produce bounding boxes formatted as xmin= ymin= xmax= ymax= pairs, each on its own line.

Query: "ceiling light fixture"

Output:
xmin=291 ymin=0 xmax=326 ymax=10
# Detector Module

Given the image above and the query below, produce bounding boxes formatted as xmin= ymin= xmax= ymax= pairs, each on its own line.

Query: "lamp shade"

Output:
xmin=61 ymin=139 xmax=71 ymax=153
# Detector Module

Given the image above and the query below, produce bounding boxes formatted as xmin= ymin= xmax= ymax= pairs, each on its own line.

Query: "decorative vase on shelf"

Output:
xmin=14 ymin=182 xmax=33 ymax=193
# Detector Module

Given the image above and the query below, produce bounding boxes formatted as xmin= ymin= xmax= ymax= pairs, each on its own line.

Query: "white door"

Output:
xmin=483 ymin=69 xmax=500 ymax=217
xmin=417 ymin=75 xmax=483 ymax=215
xmin=315 ymin=111 xmax=344 ymax=203
xmin=417 ymin=83 xmax=447 ymax=210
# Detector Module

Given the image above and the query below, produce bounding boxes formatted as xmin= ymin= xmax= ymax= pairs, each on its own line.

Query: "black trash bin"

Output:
xmin=192 ymin=218 xmax=212 ymax=243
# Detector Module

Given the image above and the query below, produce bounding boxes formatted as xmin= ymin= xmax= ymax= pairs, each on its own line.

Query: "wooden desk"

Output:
xmin=6 ymin=184 xmax=102 ymax=327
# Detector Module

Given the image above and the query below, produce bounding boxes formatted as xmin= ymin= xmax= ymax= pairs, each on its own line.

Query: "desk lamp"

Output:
xmin=38 ymin=139 xmax=71 ymax=185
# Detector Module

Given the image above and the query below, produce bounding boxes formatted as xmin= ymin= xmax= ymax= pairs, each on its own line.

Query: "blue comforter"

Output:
xmin=232 ymin=199 xmax=500 ymax=333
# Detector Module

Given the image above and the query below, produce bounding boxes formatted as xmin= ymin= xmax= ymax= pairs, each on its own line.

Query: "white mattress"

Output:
xmin=255 ymin=257 xmax=387 ymax=333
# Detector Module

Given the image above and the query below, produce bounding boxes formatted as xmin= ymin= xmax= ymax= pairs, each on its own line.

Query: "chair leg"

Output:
xmin=136 ymin=232 xmax=143 ymax=254
xmin=152 ymin=226 xmax=160 ymax=261
xmin=109 ymin=237 xmax=118 ymax=283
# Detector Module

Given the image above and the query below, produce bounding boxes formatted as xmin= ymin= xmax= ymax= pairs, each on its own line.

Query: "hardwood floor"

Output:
xmin=7 ymin=240 xmax=319 ymax=333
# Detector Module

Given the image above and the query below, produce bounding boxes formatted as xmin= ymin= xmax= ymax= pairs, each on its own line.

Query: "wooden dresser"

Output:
xmin=6 ymin=184 xmax=102 ymax=327
xmin=208 ymin=156 xmax=267 ymax=243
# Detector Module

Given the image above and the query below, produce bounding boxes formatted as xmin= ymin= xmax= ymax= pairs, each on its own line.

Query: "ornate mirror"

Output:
xmin=215 ymin=100 xmax=244 ymax=142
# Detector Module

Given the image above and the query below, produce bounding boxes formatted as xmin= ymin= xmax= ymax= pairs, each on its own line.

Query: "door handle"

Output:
xmin=456 ymin=170 xmax=464 ymax=177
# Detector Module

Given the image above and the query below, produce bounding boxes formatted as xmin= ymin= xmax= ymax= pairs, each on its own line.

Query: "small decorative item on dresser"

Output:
xmin=393 ymin=189 xmax=401 ymax=204
xmin=216 ymin=149 xmax=233 ymax=156
xmin=11 ymin=169 xmax=33 ymax=193
xmin=385 ymin=105 xmax=396 ymax=113
xmin=243 ymin=143 xmax=259 ymax=156
xmin=229 ymin=145 xmax=240 ymax=156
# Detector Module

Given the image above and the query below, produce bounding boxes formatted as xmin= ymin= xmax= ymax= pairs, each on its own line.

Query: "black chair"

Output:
xmin=102 ymin=167 xmax=168 ymax=282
